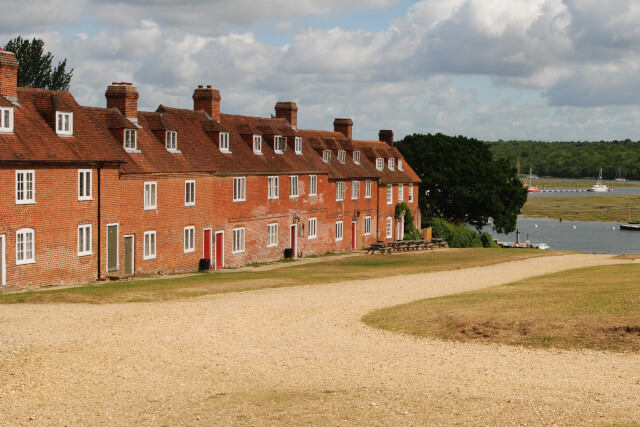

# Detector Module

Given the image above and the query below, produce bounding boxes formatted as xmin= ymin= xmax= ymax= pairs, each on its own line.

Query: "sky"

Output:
xmin=3 ymin=0 xmax=640 ymax=142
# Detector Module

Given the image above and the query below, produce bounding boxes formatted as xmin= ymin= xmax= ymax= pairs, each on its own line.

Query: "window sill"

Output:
xmin=185 ymin=202 xmax=195 ymax=207
xmin=167 ymin=149 xmax=182 ymax=154
xmin=78 ymin=197 xmax=94 ymax=201
xmin=232 ymin=250 xmax=245 ymax=254
xmin=143 ymin=256 xmax=156 ymax=261
xmin=253 ymin=151 xmax=263 ymax=155
xmin=16 ymin=259 xmax=36 ymax=266
xmin=78 ymin=252 xmax=93 ymax=257
xmin=184 ymin=249 xmax=195 ymax=253
xmin=125 ymin=148 xmax=142 ymax=154
xmin=16 ymin=200 xmax=36 ymax=205
xmin=144 ymin=206 xmax=157 ymax=211
xmin=220 ymin=149 xmax=231 ymax=154
xmin=308 ymin=235 xmax=317 ymax=240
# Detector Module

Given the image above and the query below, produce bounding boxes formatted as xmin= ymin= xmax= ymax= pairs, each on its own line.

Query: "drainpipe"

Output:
xmin=97 ymin=163 xmax=102 ymax=280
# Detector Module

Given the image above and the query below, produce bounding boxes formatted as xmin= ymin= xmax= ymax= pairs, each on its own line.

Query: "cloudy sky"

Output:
xmin=3 ymin=0 xmax=640 ymax=141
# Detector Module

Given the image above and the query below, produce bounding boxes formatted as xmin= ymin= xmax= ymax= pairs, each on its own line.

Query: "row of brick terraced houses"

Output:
xmin=0 ymin=48 xmax=421 ymax=289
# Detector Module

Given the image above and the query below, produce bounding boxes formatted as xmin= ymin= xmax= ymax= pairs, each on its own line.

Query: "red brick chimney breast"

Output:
xmin=333 ymin=118 xmax=353 ymax=140
xmin=193 ymin=85 xmax=221 ymax=122
xmin=105 ymin=82 xmax=139 ymax=119
xmin=275 ymin=102 xmax=298 ymax=128
xmin=379 ymin=129 xmax=394 ymax=146
xmin=0 ymin=49 xmax=19 ymax=99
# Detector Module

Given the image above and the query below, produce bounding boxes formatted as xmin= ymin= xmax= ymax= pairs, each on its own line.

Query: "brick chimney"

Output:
xmin=105 ymin=82 xmax=139 ymax=120
xmin=333 ymin=118 xmax=353 ymax=140
xmin=0 ymin=49 xmax=19 ymax=100
xmin=379 ymin=130 xmax=394 ymax=146
xmin=193 ymin=85 xmax=221 ymax=121
xmin=275 ymin=102 xmax=298 ymax=128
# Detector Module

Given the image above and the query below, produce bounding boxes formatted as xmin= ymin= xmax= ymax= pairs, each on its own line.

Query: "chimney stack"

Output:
xmin=333 ymin=118 xmax=353 ymax=140
xmin=0 ymin=49 xmax=19 ymax=100
xmin=193 ymin=85 xmax=221 ymax=121
xmin=275 ymin=102 xmax=298 ymax=128
xmin=105 ymin=82 xmax=139 ymax=120
xmin=379 ymin=130 xmax=394 ymax=146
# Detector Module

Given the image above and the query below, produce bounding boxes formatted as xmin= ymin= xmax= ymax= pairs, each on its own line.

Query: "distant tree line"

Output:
xmin=490 ymin=140 xmax=640 ymax=180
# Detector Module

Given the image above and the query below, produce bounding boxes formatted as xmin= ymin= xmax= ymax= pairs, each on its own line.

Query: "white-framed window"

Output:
xmin=233 ymin=177 xmax=246 ymax=201
xmin=78 ymin=169 xmax=92 ymax=201
xmin=0 ymin=107 xmax=13 ymax=133
xmin=185 ymin=180 xmax=196 ymax=206
xmin=388 ymin=158 xmax=395 ymax=171
xmin=144 ymin=231 xmax=156 ymax=260
xmin=253 ymin=135 xmax=262 ymax=154
xmin=387 ymin=185 xmax=393 ymax=204
xmin=398 ymin=184 xmax=404 ymax=202
xmin=232 ymin=227 xmax=245 ymax=253
xmin=353 ymin=151 xmax=360 ymax=164
xmin=184 ymin=226 xmax=195 ymax=253
xmin=274 ymin=135 xmax=284 ymax=153
xmin=409 ymin=184 xmax=414 ymax=202
xmin=16 ymin=170 xmax=35 ymax=204
xmin=289 ymin=175 xmax=299 ymax=198
xmin=124 ymin=129 xmax=137 ymax=151
xmin=323 ymin=150 xmax=331 ymax=162
xmin=144 ymin=182 xmax=157 ymax=210
xmin=335 ymin=221 xmax=343 ymax=241
xmin=337 ymin=150 xmax=346 ymax=164
xmin=351 ymin=180 xmax=360 ymax=200
xmin=166 ymin=131 xmax=178 ymax=151
xmin=398 ymin=159 xmax=404 ymax=170
xmin=16 ymin=228 xmax=35 ymax=265
xmin=386 ymin=217 xmax=393 ymax=238
xmin=309 ymin=175 xmax=317 ymax=196
xmin=219 ymin=132 xmax=230 ymax=152
xmin=376 ymin=158 xmax=384 ymax=171
xmin=364 ymin=216 xmax=371 ymax=235
xmin=365 ymin=180 xmax=372 ymax=199
xmin=78 ymin=224 xmax=92 ymax=256
xmin=267 ymin=223 xmax=278 ymax=247
xmin=56 ymin=112 xmax=73 ymax=136
xmin=295 ymin=137 xmax=302 ymax=154
xmin=336 ymin=181 xmax=345 ymax=201
xmin=268 ymin=176 xmax=279 ymax=199
xmin=308 ymin=217 xmax=317 ymax=239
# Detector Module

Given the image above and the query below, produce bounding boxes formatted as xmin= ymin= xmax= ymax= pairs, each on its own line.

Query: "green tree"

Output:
xmin=4 ymin=36 xmax=73 ymax=90
xmin=395 ymin=133 xmax=527 ymax=234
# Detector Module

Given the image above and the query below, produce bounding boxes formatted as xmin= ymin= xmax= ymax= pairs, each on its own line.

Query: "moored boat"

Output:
xmin=587 ymin=168 xmax=612 ymax=192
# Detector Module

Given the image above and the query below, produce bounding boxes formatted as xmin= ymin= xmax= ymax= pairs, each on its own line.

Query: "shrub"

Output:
xmin=480 ymin=232 xmax=498 ymax=248
xmin=428 ymin=218 xmax=483 ymax=248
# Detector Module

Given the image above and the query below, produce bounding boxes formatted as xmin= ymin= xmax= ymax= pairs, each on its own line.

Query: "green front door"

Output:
xmin=107 ymin=225 xmax=118 ymax=272
xmin=124 ymin=236 xmax=133 ymax=275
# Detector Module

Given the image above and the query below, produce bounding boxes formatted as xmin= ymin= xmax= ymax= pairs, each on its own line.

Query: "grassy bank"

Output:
xmin=0 ymin=249 xmax=552 ymax=304
xmin=524 ymin=178 xmax=640 ymax=189
xmin=363 ymin=263 xmax=640 ymax=353
xmin=522 ymin=194 xmax=640 ymax=222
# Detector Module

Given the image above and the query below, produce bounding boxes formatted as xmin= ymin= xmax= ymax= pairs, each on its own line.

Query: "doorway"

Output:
xmin=124 ymin=235 xmax=134 ymax=275
xmin=351 ymin=221 xmax=357 ymax=250
xmin=107 ymin=224 xmax=118 ymax=273
xmin=290 ymin=224 xmax=297 ymax=258
xmin=214 ymin=230 xmax=224 ymax=270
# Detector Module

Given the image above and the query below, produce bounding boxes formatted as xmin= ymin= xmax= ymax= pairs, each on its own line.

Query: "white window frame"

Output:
xmin=365 ymin=180 xmax=372 ymax=199
xmin=376 ymin=158 xmax=384 ymax=171
xmin=267 ymin=223 xmax=278 ymax=247
xmin=78 ymin=169 xmax=92 ymax=201
xmin=388 ymin=158 xmax=395 ymax=171
xmin=16 ymin=228 xmax=35 ymax=265
xmin=144 ymin=182 xmax=157 ymax=210
xmin=409 ymin=184 xmax=414 ymax=202
xmin=387 ymin=185 xmax=393 ymax=205
xmin=308 ymin=217 xmax=317 ymax=239
xmin=185 ymin=180 xmax=196 ymax=206
xmin=166 ymin=130 xmax=178 ymax=152
xmin=309 ymin=175 xmax=317 ymax=196
xmin=336 ymin=181 xmax=345 ymax=201
xmin=184 ymin=226 xmax=195 ymax=253
xmin=268 ymin=176 xmax=279 ymax=200
xmin=353 ymin=150 xmax=360 ymax=164
xmin=294 ymin=137 xmax=302 ymax=154
xmin=0 ymin=107 xmax=13 ymax=133
xmin=143 ymin=230 xmax=156 ymax=260
xmin=232 ymin=227 xmax=245 ymax=253
xmin=386 ymin=217 xmax=393 ymax=239
xmin=274 ymin=135 xmax=284 ymax=153
xmin=364 ymin=216 xmax=371 ymax=235
xmin=289 ymin=175 xmax=299 ymax=198
xmin=351 ymin=180 xmax=360 ymax=200
xmin=15 ymin=170 xmax=35 ymax=205
xmin=398 ymin=184 xmax=404 ymax=202
xmin=124 ymin=129 xmax=137 ymax=152
xmin=323 ymin=150 xmax=331 ymax=162
xmin=219 ymin=132 xmax=230 ymax=153
xmin=335 ymin=221 xmax=343 ymax=241
xmin=337 ymin=150 xmax=346 ymax=164
xmin=78 ymin=224 xmax=92 ymax=256
xmin=398 ymin=159 xmax=404 ymax=171
xmin=253 ymin=135 xmax=262 ymax=154
xmin=56 ymin=111 xmax=73 ymax=136
xmin=233 ymin=177 xmax=246 ymax=202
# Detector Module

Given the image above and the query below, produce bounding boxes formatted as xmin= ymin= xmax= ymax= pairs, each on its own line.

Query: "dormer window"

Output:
xmin=294 ymin=137 xmax=302 ymax=154
xmin=0 ymin=107 xmax=13 ymax=133
xmin=274 ymin=135 xmax=284 ymax=154
xmin=353 ymin=151 xmax=360 ymax=164
xmin=337 ymin=150 xmax=346 ymax=164
xmin=124 ymin=129 xmax=137 ymax=152
xmin=166 ymin=131 xmax=178 ymax=152
xmin=219 ymin=132 xmax=230 ymax=153
xmin=253 ymin=135 xmax=262 ymax=154
xmin=398 ymin=159 xmax=403 ymax=170
xmin=388 ymin=158 xmax=395 ymax=171
xmin=376 ymin=158 xmax=384 ymax=171
xmin=323 ymin=150 xmax=331 ymax=163
xmin=56 ymin=112 xmax=73 ymax=136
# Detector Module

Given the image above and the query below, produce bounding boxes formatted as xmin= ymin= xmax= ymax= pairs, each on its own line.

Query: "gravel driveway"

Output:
xmin=1 ymin=254 xmax=639 ymax=425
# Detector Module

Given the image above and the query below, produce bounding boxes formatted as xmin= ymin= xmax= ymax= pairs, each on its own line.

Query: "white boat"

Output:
xmin=615 ymin=167 xmax=626 ymax=182
xmin=587 ymin=168 xmax=612 ymax=192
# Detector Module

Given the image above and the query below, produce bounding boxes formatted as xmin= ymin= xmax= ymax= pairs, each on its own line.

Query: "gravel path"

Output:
xmin=1 ymin=254 xmax=639 ymax=426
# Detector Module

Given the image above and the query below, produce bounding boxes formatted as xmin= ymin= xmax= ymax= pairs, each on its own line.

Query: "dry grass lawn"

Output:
xmin=522 ymin=193 xmax=640 ymax=222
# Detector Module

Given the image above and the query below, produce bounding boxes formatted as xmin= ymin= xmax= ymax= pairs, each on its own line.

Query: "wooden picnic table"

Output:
xmin=366 ymin=239 xmax=441 ymax=254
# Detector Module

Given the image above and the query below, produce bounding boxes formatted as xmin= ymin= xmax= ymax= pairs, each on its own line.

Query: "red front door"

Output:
xmin=204 ymin=229 xmax=212 ymax=260
xmin=215 ymin=232 xmax=224 ymax=270
xmin=290 ymin=225 xmax=296 ymax=258
xmin=351 ymin=222 xmax=356 ymax=250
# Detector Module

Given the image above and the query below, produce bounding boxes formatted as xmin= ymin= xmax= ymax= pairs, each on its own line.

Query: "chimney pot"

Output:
xmin=274 ymin=101 xmax=298 ymax=128
xmin=198 ymin=85 xmax=203 ymax=88
xmin=333 ymin=118 xmax=353 ymax=140
xmin=207 ymin=85 xmax=212 ymax=88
